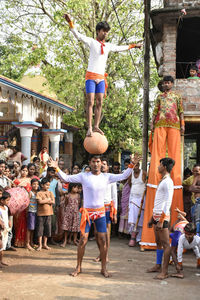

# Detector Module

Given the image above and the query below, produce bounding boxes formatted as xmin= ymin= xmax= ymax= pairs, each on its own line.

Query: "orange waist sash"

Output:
xmin=105 ymin=201 xmax=117 ymax=220
xmin=79 ymin=207 xmax=105 ymax=235
xmin=85 ymin=71 xmax=108 ymax=97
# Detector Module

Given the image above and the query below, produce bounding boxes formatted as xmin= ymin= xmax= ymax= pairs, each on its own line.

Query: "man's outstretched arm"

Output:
xmin=64 ymin=13 xmax=92 ymax=47
xmin=109 ymin=42 xmax=142 ymax=53
xmin=108 ymin=153 xmax=141 ymax=183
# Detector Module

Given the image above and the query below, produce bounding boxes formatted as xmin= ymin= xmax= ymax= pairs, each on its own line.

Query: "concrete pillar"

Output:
xmin=49 ymin=134 xmax=60 ymax=160
xmin=19 ymin=127 xmax=33 ymax=164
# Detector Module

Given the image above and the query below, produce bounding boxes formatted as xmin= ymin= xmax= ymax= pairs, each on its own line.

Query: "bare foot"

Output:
xmin=146 ymin=265 xmax=161 ymax=273
xmin=86 ymin=128 xmax=93 ymax=137
xmin=43 ymin=245 xmax=51 ymax=250
xmin=26 ymin=245 xmax=34 ymax=251
xmin=129 ymin=238 xmax=136 ymax=247
xmin=1 ymin=262 xmax=8 ymax=266
xmin=70 ymin=267 xmax=82 ymax=277
xmin=73 ymin=241 xmax=78 ymax=246
xmin=101 ymin=269 xmax=111 ymax=278
xmin=67 ymin=240 xmax=71 ymax=245
xmin=37 ymin=247 xmax=42 ymax=251
xmin=93 ymin=256 xmax=101 ymax=262
xmin=154 ymin=273 xmax=168 ymax=280
xmin=7 ymin=246 xmax=17 ymax=251
xmin=171 ymin=273 xmax=184 ymax=279
xmin=60 ymin=243 xmax=66 ymax=248
xmin=93 ymin=127 xmax=104 ymax=135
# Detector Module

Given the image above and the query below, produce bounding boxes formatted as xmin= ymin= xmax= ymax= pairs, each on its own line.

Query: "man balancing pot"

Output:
xmin=64 ymin=13 xmax=142 ymax=137
xmin=49 ymin=153 xmax=140 ymax=278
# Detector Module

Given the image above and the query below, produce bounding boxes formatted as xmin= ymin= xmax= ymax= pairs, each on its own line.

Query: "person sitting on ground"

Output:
xmin=36 ymin=178 xmax=55 ymax=251
xmin=169 ymin=208 xmax=188 ymax=267
xmin=171 ymin=223 xmax=200 ymax=278
xmin=188 ymin=65 xmax=199 ymax=79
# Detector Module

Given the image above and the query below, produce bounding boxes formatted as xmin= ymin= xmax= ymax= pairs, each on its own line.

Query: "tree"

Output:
xmin=0 ymin=0 xmax=158 ymax=153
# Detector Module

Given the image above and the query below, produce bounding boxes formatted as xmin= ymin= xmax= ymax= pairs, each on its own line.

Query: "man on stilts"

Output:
xmin=140 ymin=75 xmax=185 ymax=250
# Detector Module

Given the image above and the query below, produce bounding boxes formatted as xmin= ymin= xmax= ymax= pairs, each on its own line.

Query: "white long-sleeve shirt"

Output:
xmin=104 ymin=182 xmax=117 ymax=210
xmin=71 ymin=28 xmax=130 ymax=76
xmin=57 ymin=168 xmax=132 ymax=209
xmin=177 ymin=234 xmax=200 ymax=262
xmin=153 ymin=175 xmax=174 ymax=220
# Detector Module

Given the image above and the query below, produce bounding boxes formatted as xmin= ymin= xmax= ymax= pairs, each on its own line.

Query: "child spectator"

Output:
xmin=188 ymin=65 xmax=199 ymax=79
xmin=170 ymin=208 xmax=188 ymax=266
xmin=26 ymin=178 xmax=39 ymax=251
xmin=60 ymin=183 xmax=80 ymax=247
xmin=0 ymin=191 xmax=11 ymax=267
xmin=36 ymin=178 xmax=55 ymax=251
xmin=172 ymin=223 xmax=200 ymax=278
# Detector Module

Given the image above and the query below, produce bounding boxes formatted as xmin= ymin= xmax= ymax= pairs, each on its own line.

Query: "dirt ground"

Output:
xmin=0 ymin=237 xmax=200 ymax=300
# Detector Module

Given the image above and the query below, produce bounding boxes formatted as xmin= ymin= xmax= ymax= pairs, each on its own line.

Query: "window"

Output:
xmin=176 ymin=17 xmax=200 ymax=79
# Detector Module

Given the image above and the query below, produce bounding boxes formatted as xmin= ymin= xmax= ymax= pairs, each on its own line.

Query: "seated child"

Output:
xmin=170 ymin=208 xmax=188 ymax=266
xmin=0 ymin=191 xmax=11 ymax=267
xmin=26 ymin=178 xmax=39 ymax=251
xmin=172 ymin=222 xmax=200 ymax=278
xmin=188 ymin=65 xmax=199 ymax=79
xmin=36 ymin=178 xmax=55 ymax=251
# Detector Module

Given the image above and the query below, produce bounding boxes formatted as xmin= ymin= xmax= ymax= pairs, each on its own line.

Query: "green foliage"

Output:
xmin=0 ymin=0 xmax=157 ymax=152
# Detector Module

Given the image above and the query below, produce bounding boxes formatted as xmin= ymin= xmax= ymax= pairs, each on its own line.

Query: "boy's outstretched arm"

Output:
xmin=64 ymin=13 xmax=74 ymax=28
xmin=63 ymin=13 xmax=92 ymax=47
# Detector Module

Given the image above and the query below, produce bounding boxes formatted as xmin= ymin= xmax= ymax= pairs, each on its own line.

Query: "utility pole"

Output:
xmin=142 ymin=0 xmax=151 ymax=171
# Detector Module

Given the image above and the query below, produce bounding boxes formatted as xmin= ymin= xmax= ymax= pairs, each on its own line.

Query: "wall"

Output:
xmin=165 ymin=0 xmax=200 ymax=7
xmin=175 ymin=80 xmax=200 ymax=116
